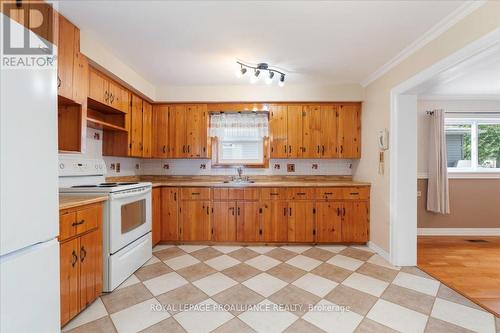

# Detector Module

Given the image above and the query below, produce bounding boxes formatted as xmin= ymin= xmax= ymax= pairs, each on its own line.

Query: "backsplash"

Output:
xmin=63 ymin=128 xmax=353 ymax=177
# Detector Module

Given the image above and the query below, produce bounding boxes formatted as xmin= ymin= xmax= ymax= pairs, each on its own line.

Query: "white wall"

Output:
xmin=417 ymin=99 xmax=500 ymax=177
xmin=155 ymin=84 xmax=364 ymax=102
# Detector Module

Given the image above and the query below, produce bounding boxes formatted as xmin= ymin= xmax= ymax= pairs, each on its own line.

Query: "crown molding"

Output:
xmin=360 ymin=1 xmax=487 ymax=87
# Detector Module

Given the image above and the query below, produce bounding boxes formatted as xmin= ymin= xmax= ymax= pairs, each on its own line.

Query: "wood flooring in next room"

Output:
xmin=417 ymin=236 xmax=500 ymax=317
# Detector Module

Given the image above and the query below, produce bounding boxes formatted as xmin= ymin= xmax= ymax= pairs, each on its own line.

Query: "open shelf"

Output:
xmin=87 ymin=116 xmax=127 ymax=132
xmin=88 ymin=98 xmax=127 ymax=115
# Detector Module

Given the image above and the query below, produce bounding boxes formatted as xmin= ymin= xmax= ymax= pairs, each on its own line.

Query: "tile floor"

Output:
xmin=63 ymin=244 xmax=499 ymax=333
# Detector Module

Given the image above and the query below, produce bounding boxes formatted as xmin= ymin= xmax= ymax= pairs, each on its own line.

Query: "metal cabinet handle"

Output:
xmin=270 ymin=193 xmax=280 ymax=196
xmin=337 ymin=207 xmax=340 ymax=216
xmin=324 ymin=192 xmax=333 ymax=195
xmin=71 ymin=250 xmax=78 ymax=267
xmin=289 ymin=208 xmax=292 ymax=216
xmin=163 ymin=145 xmax=166 ymax=153
xmin=350 ymin=192 xmax=359 ymax=195
xmin=340 ymin=145 xmax=344 ymax=154
xmin=296 ymin=192 xmax=306 ymax=196
xmin=191 ymin=192 xmax=200 ymax=195
xmin=283 ymin=207 xmax=287 ymax=216
xmin=343 ymin=207 xmax=346 ymax=216
xmin=288 ymin=145 xmax=292 ymax=153
xmin=237 ymin=207 xmax=240 ymax=216
xmin=284 ymin=145 xmax=287 ymax=153
xmin=104 ymin=91 xmax=109 ymax=102
xmin=80 ymin=246 xmax=87 ymax=262
xmin=187 ymin=145 xmax=190 ymax=153
xmin=182 ymin=145 xmax=186 ymax=153
xmin=173 ymin=192 xmax=177 ymax=201
xmin=57 ymin=76 xmax=61 ymax=88
xmin=110 ymin=93 xmax=114 ymax=103
xmin=206 ymin=206 xmax=209 ymax=215
xmin=72 ymin=219 xmax=85 ymax=227
xmin=317 ymin=145 xmax=320 ymax=153
xmin=322 ymin=145 xmax=325 ymax=154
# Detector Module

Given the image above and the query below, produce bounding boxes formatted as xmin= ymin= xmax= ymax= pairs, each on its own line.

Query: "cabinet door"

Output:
xmin=287 ymin=105 xmax=303 ymax=158
xmin=320 ymin=105 xmax=338 ymax=158
xmin=316 ymin=201 xmax=342 ymax=242
xmin=108 ymin=81 xmax=129 ymax=113
xmin=269 ymin=105 xmax=288 ymax=158
xmin=338 ymin=104 xmax=361 ymax=158
xmin=302 ymin=105 xmax=322 ymax=158
xmin=152 ymin=188 xmax=162 ymax=245
xmin=342 ymin=201 xmax=369 ymax=242
xmin=180 ymin=201 xmax=211 ymax=241
xmin=171 ymin=105 xmax=187 ymax=158
xmin=57 ymin=15 xmax=75 ymax=100
xmin=153 ymin=105 xmax=169 ymax=158
xmin=79 ymin=229 xmax=102 ymax=310
xmin=288 ymin=201 xmax=315 ymax=242
xmin=88 ymin=68 xmax=108 ymax=105
xmin=212 ymin=201 xmax=237 ymax=242
xmin=130 ymin=95 xmax=143 ymax=157
xmin=236 ymin=201 xmax=260 ymax=242
xmin=142 ymin=101 xmax=153 ymax=158
xmin=161 ymin=188 xmax=179 ymax=241
xmin=185 ymin=105 xmax=207 ymax=158
xmin=261 ymin=201 xmax=288 ymax=242
xmin=60 ymin=238 xmax=80 ymax=326
xmin=71 ymin=29 xmax=88 ymax=105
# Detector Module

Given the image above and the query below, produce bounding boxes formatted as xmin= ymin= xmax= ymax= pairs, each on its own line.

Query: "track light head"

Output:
xmin=235 ymin=64 xmax=247 ymax=78
xmin=250 ymin=69 xmax=260 ymax=83
xmin=255 ymin=69 xmax=260 ymax=77
xmin=265 ymin=71 xmax=275 ymax=84
xmin=278 ymin=74 xmax=285 ymax=87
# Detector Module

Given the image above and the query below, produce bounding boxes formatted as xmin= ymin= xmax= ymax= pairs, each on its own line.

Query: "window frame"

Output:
xmin=210 ymin=136 xmax=270 ymax=168
xmin=445 ymin=117 xmax=500 ymax=174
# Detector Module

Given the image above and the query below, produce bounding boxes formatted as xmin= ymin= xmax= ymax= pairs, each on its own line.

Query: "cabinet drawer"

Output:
xmin=60 ymin=211 xmax=77 ymax=241
xmin=59 ymin=204 xmax=100 ymax=241
xmin=261 ymin=188 xmax=285 ymax=200
xmin=181 ymin=187 xmax=211 ymax=200
xmin=212 ymin=188 xmax=229 ymax=201
xmin=286 ymin=188 xmax=315 ymax=200
xmin=342 ymin=187 xmax=370 ymax=200
xmin=315 ymin=188 xmax=343 ymax=200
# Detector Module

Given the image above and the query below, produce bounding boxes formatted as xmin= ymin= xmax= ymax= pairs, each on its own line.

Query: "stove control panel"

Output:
xmin=58 ymin=157 xmax=107 ymax=177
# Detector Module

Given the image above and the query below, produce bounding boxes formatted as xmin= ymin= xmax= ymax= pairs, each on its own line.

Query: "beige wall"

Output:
xmin=418 ymin=178 xmax=500 ymax=228
xmin=353 ymin=2 xmax=500 ymax=252
xmin=155 ymin=84 xmax=364 ymax=102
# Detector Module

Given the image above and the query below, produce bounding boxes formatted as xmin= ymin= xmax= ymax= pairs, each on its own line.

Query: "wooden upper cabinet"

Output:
xmin=338 ymin=104 xmax=361 ymax=158
xmin=302 ymin=105 xmax=322 ymax=158
xmin=269 ymin=105 xmax=288 ymax=158
xmin=320 ymin=105 xmax=339 ymax=158
xmin=71 ymin=31 xmax=88 ymax=105
xmin=153 ymin=105 xmax=169 ymax=158
xmin=287 ymin=105 xmax=303 ymax=158
xmin=108 ymin=80 xmax=130 ymax=113
xmin=171 ymin=105 xmax=187 ymax=158
xmin=88 ymin=68 xmax=108 ymax=105
xmin=130 ymin=95 xmax=143 ymax=157
xmin=186 ymin=104 xmax=207 ymax=158
xmin=142 ymin=101 xmax=152 ymax=158
xmin=57 ymin=14 xmax=76 ymax=101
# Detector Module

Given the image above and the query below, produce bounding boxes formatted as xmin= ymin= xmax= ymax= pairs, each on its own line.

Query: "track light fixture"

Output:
xmin=236 ymin=61 xmax=286 ymax=86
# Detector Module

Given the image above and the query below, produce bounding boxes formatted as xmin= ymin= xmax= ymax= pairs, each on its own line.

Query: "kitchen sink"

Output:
xmin=223 ymin=178 xmax=255 ymax=184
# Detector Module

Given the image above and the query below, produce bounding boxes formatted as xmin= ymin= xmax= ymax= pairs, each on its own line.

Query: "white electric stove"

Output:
xmin=59 ymin=157 xmax=152 ymax=291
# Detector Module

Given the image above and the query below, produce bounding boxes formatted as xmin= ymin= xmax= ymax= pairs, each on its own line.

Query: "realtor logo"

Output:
xmin=1 ymin=1 xmax=56 ymax=68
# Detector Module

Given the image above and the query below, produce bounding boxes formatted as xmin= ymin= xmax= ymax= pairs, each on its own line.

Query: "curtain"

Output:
xmin=209 ymin=113 xmax=268 ymax=139
xmin=427 ymin=109 xmax=450 ymax=214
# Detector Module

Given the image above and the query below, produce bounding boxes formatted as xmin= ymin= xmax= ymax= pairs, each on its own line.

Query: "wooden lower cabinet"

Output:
xmin=152 ymin=188 xmax=161 ymax=245
xmin=316 ymin=201 xmax=342 ymax=242
xmin=342 ymin=201 xmax=369 ymax=242
xmin=155 ymin=186 xmax=369 ymax=244
xmin=161 ymin=187 xmax=179 ymax=241
xmin=236 ymin=201 xmax=261 ymax=242
xmin=261 ymin=201 xmax=288 ymax=242
xmin=59 ymin=203 xmax=103 ymax=327
xmin=212 ymin=201 xmax=237 ymax=241
xmin=287 ymin=201 xmax=315 ymax=242
xmin=180 ymin=200 xmax=211 ymax=241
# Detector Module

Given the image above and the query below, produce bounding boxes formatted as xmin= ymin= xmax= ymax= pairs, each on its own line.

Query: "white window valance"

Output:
xmin=209 ymin=113 xmax=268 ymax=139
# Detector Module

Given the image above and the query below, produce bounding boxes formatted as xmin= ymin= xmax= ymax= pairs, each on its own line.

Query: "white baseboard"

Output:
xmin=367 ymin=241 xmax=391 ymax=262
xmin=418 ymin=228 xmax=500 ymax=236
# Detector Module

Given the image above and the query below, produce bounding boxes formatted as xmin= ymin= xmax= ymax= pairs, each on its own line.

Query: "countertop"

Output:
xmin=107 ymin=176 xmax=371 ymax=188
xmin=59 ymin=194 xmax=109 ymax=210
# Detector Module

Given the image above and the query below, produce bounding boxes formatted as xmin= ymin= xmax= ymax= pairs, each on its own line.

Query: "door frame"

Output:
xmin=389 ymin=27 xmax=500 ymax=266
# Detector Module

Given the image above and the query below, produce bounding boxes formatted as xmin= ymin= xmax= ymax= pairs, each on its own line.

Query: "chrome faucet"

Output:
xmin=237 ymin=167 xmax=243 ymax=179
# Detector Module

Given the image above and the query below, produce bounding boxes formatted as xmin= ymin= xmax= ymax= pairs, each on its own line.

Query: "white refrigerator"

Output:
xmin=0 ymin=15 xmax=60 ymax=332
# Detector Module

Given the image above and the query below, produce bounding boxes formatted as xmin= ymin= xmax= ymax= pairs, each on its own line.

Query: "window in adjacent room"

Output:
xmin=445 ymin=118 xmax=500 ymax=171
xmin=209 ymin=112 xmax=269 ymax=166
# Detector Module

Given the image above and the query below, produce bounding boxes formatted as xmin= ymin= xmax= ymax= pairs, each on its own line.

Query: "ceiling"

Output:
xmin=412 ymin=43 xmax=500 ymax=97
xmin=58 ymin=1 xmax=467 ymax=87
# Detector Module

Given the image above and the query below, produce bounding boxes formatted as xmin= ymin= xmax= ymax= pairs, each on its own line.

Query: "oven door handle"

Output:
xmin=110 ymin=187 xmax=151 ymax=200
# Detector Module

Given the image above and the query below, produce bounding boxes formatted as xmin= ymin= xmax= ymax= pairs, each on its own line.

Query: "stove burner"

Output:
xmin=71 ymin=185 xmax=98 ymax=188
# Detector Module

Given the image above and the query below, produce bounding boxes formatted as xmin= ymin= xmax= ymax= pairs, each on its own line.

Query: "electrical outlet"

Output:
xmin=93 ymin=132 xmax=100 ymax=140
xmin=417 ymin=191 xmax=422 ymax=197
xmin=163 ymin=164 xmax=169 ymax=170
xmin=135 ymin=163 xmax=140 ymax=170
xmin=110 ymin=163 xmax=116 ymax=170
xmin=200 ymin=164 xmax=206 ymax=169
xmin=116 ymin=163 xmax=120 ymax=173
xmin=312 ymin=164 xmax=318 ymax=170
xmin=274 ymin=164 xmax=281 ymax=170
xmin=287 ymin=164 xmax=295 ymax=172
